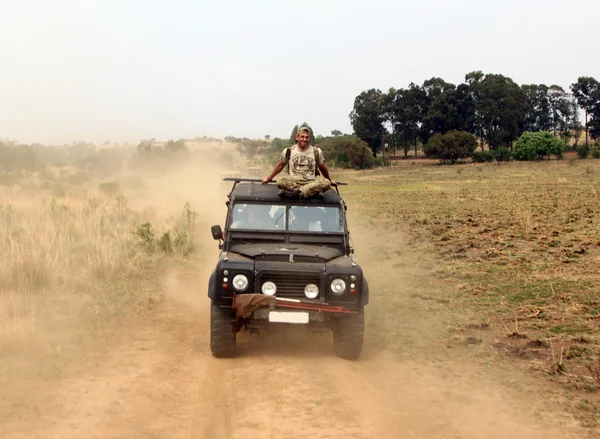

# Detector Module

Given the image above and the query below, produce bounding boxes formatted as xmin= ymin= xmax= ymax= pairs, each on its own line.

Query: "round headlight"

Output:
xmin=261 ymin=281 xmax=277 ymax=296
xmin=232 ymin=274 xmax=249 ymax=291
xmin=304 ymin=284 xmax=319 ymax=299
xmin=330 ymin=278 xmax=346 ymax=295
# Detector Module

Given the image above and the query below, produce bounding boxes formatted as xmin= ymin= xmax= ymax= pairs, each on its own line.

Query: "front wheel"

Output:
xmin=210 ymin=301 xmax=236 ymax=358
xmin=333 ymin=308 xmax=364 ymax=360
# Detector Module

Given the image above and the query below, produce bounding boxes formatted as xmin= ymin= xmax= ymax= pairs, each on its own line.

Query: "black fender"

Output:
xmin=360 ymin=276 xmax=369 ymax=306
xmin=208 ymin=269 xmax=217 ymax=301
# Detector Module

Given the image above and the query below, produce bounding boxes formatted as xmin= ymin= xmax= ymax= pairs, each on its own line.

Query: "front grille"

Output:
xmin=257 ymin=271 xmax=322 ymax=299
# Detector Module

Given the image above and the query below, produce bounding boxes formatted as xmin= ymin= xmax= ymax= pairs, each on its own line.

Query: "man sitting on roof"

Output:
xmin=261 ymin=126 xmax=336 ymax=199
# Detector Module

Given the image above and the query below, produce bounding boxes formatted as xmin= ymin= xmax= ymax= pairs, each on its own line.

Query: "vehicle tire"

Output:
xmin=210 ymin=301 xmax=236 ymax=358
xmin=333 ymin=308 xmax=364 ymax=360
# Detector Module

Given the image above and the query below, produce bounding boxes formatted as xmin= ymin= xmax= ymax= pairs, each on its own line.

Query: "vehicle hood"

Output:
xmin=228 ymin=243 xmax=343 ymax=261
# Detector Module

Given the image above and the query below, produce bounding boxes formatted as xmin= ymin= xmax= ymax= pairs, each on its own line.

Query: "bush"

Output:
xmin=424 ymin=131 xmax=478 ymax=164
xmin=577 ymin=144 xmax=590 ymax=159
xmin=590 ymin=142 xmax=600 ymax=159
xmin=513 ymin=131 xmax=565 ymax=161
xmin=317 ymin=135 xmax=377 ymax=169
xmin=99 ymin=181 xmax=120 ymax=195
xmin=472 ymin=151 xmax=495 ymax=163
xmin=495 ymin=147 xmax=512 ymax=162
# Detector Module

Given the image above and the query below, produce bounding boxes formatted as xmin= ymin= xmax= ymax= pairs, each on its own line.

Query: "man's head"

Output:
xmin=296 ymin=126 xmax=311 ymax=149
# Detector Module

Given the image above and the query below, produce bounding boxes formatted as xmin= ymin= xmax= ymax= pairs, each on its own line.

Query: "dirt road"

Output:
xmin=0 ymin=227 xmax=591 ymax=439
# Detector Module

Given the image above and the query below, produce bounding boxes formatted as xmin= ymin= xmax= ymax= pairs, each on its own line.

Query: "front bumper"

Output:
xmin=232 ymin=293 xmax=355 ymax=320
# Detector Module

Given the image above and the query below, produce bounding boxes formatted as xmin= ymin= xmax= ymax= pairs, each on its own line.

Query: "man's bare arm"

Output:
xmin=262 ymin=160 xmax=285 ymax=184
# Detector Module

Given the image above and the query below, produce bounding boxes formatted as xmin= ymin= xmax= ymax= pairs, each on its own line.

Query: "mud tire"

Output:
xmin=210 ymin=302 xmax=236 ymax=358
xmin=333 ymin=308 xmax=364 ymax=360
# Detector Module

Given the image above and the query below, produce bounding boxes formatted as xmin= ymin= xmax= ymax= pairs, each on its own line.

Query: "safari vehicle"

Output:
xmin=208 ymin=179 xmax=368 ymax=360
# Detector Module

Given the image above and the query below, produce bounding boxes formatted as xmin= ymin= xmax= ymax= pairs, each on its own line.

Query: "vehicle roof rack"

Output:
xmin=222 ymin=178 xmax=347 ymax=195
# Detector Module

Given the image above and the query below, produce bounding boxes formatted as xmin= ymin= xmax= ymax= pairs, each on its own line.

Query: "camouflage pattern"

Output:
xmin=277 ymin=176 xmax=331 ymax=198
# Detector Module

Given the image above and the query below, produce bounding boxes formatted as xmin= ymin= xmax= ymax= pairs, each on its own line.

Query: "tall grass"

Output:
xmin=0 ymin=187 xmax=196 ymax=356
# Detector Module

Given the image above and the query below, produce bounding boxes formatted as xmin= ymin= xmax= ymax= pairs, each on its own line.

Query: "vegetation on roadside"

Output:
xmin=338 ymin=159 xmax=600 ymax=428
xmin=0 ymin=171 xmax=203 ymax=419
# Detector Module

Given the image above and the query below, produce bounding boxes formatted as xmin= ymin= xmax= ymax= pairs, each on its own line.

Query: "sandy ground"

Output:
xmin=1 ymin=227 xmax=592 ymax=439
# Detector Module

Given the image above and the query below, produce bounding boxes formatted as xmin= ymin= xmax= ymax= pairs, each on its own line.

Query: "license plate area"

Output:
xmin=268 ymin=311 xmax=309 ymax=324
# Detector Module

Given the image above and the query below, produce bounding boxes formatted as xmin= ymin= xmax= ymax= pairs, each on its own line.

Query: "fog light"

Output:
xmin=223 ymin=277 xmax=228 ymax=283
xmin=304 ymin=284 xmax=319 ymax=299
xmin=262 ymin=281 xmax=277 ymax=296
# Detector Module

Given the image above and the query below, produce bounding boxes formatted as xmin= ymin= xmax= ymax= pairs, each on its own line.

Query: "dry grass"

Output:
xmin=336 ymin=157 xmax=600 ymax=427
xmin=0 ymin=169 xmax=224 ymax=420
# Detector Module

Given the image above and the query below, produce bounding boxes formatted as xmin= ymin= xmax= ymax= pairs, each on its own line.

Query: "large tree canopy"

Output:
xmin=349 ymin=89 xmax=386 ymax=157
xmin=351 ymin=72 xmax=596 ymax=158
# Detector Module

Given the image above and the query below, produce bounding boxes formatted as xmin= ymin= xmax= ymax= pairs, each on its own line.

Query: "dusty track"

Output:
xmin=0 ymin=227 xmax=591 ymax=439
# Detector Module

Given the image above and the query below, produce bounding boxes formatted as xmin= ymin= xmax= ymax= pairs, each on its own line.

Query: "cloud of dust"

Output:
xmin=126 ymin=149 xmax=268 ymax=309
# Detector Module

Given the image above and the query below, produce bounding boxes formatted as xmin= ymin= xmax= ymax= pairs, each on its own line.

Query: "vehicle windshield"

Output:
xmin=289 ymin=206 xmax=341 ymax=232
xmin=230 ymin=204 xmax=286 ymax=230
xmin=230 ymin=204 xmax=341 ymax=232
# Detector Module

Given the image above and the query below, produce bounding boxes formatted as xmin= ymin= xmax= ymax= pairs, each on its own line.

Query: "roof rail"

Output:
xmin=222 ymin=177 xmax=348 ymax=195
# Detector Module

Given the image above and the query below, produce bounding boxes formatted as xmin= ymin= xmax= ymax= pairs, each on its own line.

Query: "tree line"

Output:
xmin=349 ymin=72 xmax=600 ymax=157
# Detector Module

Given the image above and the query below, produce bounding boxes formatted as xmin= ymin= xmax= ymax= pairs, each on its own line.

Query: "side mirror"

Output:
xmin=211 ymin=225 xmax=223 ymax=241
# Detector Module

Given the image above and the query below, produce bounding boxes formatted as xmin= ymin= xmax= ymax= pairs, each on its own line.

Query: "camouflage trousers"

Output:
xmin=277 ymin=176 xmax=331 ymax=198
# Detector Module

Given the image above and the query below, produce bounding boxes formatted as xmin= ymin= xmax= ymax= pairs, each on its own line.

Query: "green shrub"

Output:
xmin=577 ymin=144 xmax=590 ymax=159
xmin=513 ymin=131 xmax=565 ymax=161
xmin=424 ymin=131 xmax=478 ymax=164
xmin=495 ymin=147 xmax=512 ymax=162
xmin=317 ymin=135 xmax=377 ymax=169
xmin=472 ymin=151 xmax=495 ymax=163
xmin=591 ymin=146 xmax=600 ymax=159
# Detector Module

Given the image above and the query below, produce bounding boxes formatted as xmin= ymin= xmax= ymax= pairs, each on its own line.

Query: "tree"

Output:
xmin=547 ymin=86 xmax=580 ymax=145
xmin=465 ymin=70 xmax=485 ymax=148
xmin=477 ymin=74 xmax=526 ymax=149
xmin=385 ymin=84 xmax=427 ymax=157
xmin=570 ymin=77 xmax=600 ymax=147
xmin=421 ymin=77 xmax=459 ymax=142
xmin=423 ymin=130 xmax=477 ymax=163
xmin=513 ymin=131 xmax=565 ymax=161
xmin=331 ymin=129 xmax=342 ymax=136
xmin=164 ymin=139 xmax=189 ymax=154
xmin=289 ymin=125 xmax=299 ymax=144
xmin=454 ymin=83 xmax=476 ymax=134
xmin=317 ymin=135 xmax=376 ymax=169
xmin=290 ymin=122 xmax=315 ymax=144
xmin=349 ymin=89 xmax=386 ymax=157
xmin=522 ymin=84 xmax=552 ymax=132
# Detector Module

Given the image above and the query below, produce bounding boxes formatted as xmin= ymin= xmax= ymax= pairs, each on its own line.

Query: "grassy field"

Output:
xmin=0 ymin=164 xmax=227 ymax=420
xmin=337 ymin=157 xmax=600 ymax=426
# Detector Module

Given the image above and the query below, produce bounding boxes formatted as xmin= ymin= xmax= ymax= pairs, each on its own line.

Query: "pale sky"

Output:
xmin=1 ymin=0 xmax=598 ymax=144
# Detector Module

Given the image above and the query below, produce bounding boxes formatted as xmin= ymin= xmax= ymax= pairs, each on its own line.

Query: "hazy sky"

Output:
xmin=1 ymin=0 xmax=598 ymax=144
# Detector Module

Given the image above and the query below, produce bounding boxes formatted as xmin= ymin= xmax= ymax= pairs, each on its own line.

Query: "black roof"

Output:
xmin=230 ymin=182 xmax=343 ymax=205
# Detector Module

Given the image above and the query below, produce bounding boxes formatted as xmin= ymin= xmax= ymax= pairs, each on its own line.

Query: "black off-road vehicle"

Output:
xmin=208 ymin=179 xmax=368 ymax=360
